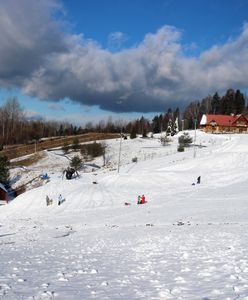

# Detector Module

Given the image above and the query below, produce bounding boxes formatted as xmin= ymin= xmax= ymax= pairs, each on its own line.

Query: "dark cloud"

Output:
xmin=0 ymin=0 xmax=67 ymax=86
xmin=1 ymin=0 xmax=248 ymax=113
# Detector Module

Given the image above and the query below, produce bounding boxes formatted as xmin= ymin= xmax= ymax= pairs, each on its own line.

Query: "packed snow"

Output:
xmin=1 ymin=131 xmax=248 ymax=300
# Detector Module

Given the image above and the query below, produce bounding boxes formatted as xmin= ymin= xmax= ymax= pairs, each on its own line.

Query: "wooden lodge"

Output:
xmin=200 ymin=114 xmax=248 ymax=133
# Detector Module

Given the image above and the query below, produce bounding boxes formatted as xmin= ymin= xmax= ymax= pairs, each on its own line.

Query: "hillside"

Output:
xmin=0 ymin=133 xmax=119 ymax=160
xmin=0 ymin=131 xmax=248 ymax=300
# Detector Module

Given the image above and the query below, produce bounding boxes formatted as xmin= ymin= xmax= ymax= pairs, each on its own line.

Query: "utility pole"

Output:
xmin=229 ymin=120 xmax=231 ymax=140
xmin=117 ymin=129 xmax=122 ymax=173
xmin=193 ymin=119 xmax=197 ymax=158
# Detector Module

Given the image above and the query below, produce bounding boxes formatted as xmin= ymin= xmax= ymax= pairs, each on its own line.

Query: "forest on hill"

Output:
xmin=0 ymin=88 xmax=246 ymax=146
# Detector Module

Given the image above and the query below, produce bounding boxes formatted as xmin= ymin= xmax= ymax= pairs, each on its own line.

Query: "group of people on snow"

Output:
xmin=47 ymin=176 xmax=201 ymax=207
xmin=131 ymin=175 xmax=201 ymax=206
xmin=46 ymin=194 xmax=65 ymax=206
xmin=137 ymin=194 xmax=146 ymax=205
xmin=124 ymin=194 xmax=147 ymax=206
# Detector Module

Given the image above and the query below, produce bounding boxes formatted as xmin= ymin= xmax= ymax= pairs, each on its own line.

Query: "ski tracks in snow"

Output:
xmin=1 ymin=224 xmax=248 ymax=299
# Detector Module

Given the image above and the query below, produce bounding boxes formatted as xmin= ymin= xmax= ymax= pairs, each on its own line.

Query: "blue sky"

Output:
xmin=0 ymin=0 xmax=248 ymax=125
xmin=63 ymin=0 xmax=247 ymax=53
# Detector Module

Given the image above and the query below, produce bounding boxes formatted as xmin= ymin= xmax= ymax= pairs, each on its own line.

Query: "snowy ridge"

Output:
xmin=1 ymin=132 xmax=248 ymax=299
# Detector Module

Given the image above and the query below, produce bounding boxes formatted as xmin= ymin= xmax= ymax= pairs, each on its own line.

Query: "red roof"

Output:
xmin=204 ymin=114 xmax=248 ymax=126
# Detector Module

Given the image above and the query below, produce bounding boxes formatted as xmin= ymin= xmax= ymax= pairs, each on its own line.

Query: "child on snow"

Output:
xmin=137 ymin=194 xmax=146 ymax=204
xmin=46 ymin=195 xmax=53 ymax=206
xmin=58 ymin=194 xmax=65 ymax=205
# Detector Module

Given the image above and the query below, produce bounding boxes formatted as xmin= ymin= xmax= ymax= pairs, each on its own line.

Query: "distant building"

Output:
xmin=200 ymin=114 xmax=248 ymax=133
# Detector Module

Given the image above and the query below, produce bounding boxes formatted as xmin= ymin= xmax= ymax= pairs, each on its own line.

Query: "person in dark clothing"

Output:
xmin=58 ymin=194 xmax=65 ymax=205
xmin=197 ymin=176 xmax=201 ymax=184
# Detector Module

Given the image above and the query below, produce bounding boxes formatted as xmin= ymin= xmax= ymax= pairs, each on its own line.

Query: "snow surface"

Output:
xmin=1 ymin=131 xmax=248 ymax=299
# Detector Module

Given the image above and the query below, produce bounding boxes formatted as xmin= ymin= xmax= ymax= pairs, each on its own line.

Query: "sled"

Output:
xmin=58 ymin=198 xmax=66 ymax=205
xmin=137 ymin=201 xmax=147 ymax=205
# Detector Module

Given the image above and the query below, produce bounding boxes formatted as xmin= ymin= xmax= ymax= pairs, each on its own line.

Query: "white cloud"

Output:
xmin=1 ymin=0 xmax=248 ymax=113
xmin=107 ymin=31 xmax=128 ymax=51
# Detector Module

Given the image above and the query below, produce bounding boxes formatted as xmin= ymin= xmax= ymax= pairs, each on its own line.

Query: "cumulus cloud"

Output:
xmin=1 ymin=0 xmax=248 ymax=113
xmin=107 ymin=31 xmax=129 ymax=51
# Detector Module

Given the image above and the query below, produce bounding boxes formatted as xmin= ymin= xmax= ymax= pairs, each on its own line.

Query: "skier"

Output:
xmin=197 ymin=176 xmax=201 ymax=184
xmin=137 ymin=195 xmax=141 ymax=204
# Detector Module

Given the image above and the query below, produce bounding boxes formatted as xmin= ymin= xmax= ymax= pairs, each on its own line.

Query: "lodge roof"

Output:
xmin=200 ymin=114 xmax=248 ymax=127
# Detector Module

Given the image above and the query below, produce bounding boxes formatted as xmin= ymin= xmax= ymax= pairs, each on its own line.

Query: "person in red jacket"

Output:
xmin=141 ymin=194 xmax=146 ymax=204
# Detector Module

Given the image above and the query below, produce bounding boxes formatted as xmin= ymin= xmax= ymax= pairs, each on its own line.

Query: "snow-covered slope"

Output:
xmin=1 ymin=132 xmax=248 ymax=300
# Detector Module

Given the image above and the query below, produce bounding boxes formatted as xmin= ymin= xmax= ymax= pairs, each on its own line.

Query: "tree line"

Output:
xmin=183 ymin=89 xmax=247 ymax=129
xmin=0 ymin=89 xmax=247 ymax=147
xmin=126 ymin=89 xmax=247 ymax=136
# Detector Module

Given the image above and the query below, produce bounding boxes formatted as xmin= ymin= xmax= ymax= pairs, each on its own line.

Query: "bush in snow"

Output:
xmin=177 ymin=144 xmax=185 ymax=152
xmin=178 ymin=132 xmax=192 ymax=147
xmin=70 ymin=155 xmax=82 ymax=171
xmin=80 ymin=142 xmax=106 ymax=160
xmin=160 ymin=135 xmax=171 ymax=146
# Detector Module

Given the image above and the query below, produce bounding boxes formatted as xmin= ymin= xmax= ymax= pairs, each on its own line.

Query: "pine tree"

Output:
xmin=166 ymin=119 xmax=172 ymax=136
xmin=70 ymin=155 xmax=82 ymax=171
xmin=200 ymin=96 xmax=212 ymax=114
xmin=130 ymin=126 xmax=137 ymax=139
xmin=211 ymin=92 xmax=221 ymax=114
xmin=221 ymin=89 xmax=235 ymax=115
xmin=234 ymin=90 xmax=245 ymax=114
xmin=152 ymin=115 xmax=160 ymax=133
